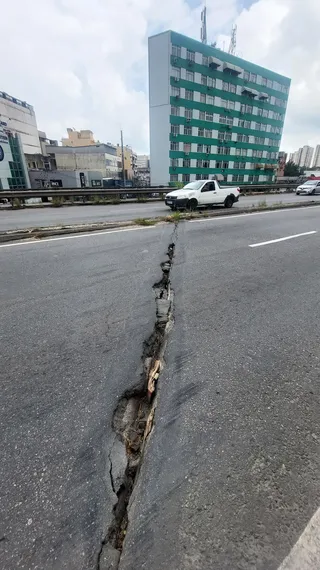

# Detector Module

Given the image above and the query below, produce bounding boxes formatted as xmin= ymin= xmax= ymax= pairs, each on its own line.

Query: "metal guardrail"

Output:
xmin=0 ymin=184 xmax=298 ymax=200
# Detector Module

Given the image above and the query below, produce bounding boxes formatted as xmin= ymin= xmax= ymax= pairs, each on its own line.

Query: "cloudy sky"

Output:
xmin=2 ymin=0 xmax=319 ymax=153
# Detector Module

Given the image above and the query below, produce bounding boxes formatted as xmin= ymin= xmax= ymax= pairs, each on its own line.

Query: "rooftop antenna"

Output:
xmin=229 ymin=24 xmax=237 ymax=55
xmin=200 ymin=4 xmax=207 ymax=44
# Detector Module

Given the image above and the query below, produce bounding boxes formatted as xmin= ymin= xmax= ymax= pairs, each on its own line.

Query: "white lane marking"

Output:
xmin=249 ymin=231 xmax=317 ymax=248
xmin=277 ymin=507 xmax=320 ymax=570
xmin=0 ymin=226 xmax=155 ymax=249
xmin=189 ymin=205 xmax=320 ymax=223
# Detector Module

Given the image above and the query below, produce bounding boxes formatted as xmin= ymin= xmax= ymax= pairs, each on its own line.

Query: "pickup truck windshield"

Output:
xmin=183 ymin=181 xmax=205 ymax=190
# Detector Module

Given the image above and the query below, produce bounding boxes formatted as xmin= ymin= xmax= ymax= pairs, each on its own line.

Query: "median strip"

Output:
xmin=1 ymin=201 xmax=320 ymax=244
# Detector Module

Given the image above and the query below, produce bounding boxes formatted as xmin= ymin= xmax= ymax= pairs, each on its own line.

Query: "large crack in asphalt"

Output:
xmin=97 ymin=224 xmax=178 ymax=570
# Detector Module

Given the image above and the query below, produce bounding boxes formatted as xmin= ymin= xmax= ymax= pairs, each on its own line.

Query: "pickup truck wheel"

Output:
xmin=187 ymin=198 xmax=198 ymax=211
xmin=224 ymin=195 xmax=234 ymax=208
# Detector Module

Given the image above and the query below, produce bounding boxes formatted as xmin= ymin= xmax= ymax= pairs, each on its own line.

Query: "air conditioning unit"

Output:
xmin=174 ymin=77 xmax=179 ymax=82
xmin=185 ymin=152 xmax=190 ymax=156
xmin=175 ymin=95 xmax=180 ymax=100
xmin=186 ymin=118 xmax=191 ymax=122
xmin=188 ymin=60 xmax=193 ymax=67
xmin=173 ymin=57 xmax=178 ymax=63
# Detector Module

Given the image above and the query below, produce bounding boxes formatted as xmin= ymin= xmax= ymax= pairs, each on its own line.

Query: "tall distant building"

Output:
xmin=312 ymin=145 xmax=320 ymax=168
xmin=299 ymin=145 xmax=314 ymax=168
xmin=148 ymin=31 xmax=290 ymax=186
xmin=290 ymin=145 xmax=314 ymax=168
xmin=61 ymin=128 xmax=96 ymax=147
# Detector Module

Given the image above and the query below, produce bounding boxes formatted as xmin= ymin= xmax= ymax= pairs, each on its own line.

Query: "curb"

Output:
xmin=1 ymin=201 xmax=319 ymax=244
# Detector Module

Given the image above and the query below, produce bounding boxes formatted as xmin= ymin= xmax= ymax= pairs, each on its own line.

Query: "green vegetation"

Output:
xmin=136 ymin=196 xmax=147 ymax=203
xmin=284 ymin=160 xmax=304 ymax=177
xmin=133 ymin=218 xmax=157 ymax=226
xmin=51 ymin=196 xmax=64 ymax=207
xmin=12 ymin=198 xmax=22 ymax=209
xmin=257 ymin=199 xmax=267 ymax=208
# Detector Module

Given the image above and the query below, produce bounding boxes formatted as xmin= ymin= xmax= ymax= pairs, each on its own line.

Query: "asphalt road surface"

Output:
xmin=0 ymin=224 xmax=173 ymax=570
xmin=2 ymin=206 xmax=320 ymax=569
xmin=120 ymin=207 xmax=320 ymax=570
xmin=1 ymin=193 xmax=320 ymax=231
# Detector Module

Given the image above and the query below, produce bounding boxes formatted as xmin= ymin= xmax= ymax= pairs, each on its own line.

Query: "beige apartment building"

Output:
xmin=116 ymin=144 xmax=137 ymax=180
xmin=62 ymin=128 xmax=96 ymax=147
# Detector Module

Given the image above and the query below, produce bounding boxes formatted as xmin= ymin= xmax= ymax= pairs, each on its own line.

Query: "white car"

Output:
xmin=296 ymin=180 xmax=320 ymax=195
xmin=165 ymin=180 xmax=240 ymax=211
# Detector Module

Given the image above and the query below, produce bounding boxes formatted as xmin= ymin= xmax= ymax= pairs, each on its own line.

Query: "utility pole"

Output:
xmin=120 ymin=129 xmax=126 ymax=188
xmin=200 ymin=5 xmax=207 ymax=45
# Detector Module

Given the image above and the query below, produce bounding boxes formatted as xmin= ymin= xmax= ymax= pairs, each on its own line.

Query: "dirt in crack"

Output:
xmin=98 ymin=238 xmax=176 ymax=569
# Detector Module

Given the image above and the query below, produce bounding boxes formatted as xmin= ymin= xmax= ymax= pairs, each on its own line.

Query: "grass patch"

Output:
xmin=136 ymin=196 xmax=147 ymax=203
xmin=12 ymin=198 xmax=22 ymax=209
xmin=51 ymin=196 xmax=64 ymax=207
xmin=257 ymin=199 xmax=267 ymax=208
xmin=133 ymin=218 xmax=157 ymax=226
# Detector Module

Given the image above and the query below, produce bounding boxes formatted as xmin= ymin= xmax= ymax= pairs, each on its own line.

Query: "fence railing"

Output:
xmin=0 ymin=184 xmax=298 ymax=200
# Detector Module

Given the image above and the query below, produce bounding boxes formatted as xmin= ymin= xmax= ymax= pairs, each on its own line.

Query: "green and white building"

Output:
xmin=148 ymin=31 xmax=290 ymax=186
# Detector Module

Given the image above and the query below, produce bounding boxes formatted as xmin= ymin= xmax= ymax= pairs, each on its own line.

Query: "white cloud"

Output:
xmin=2 ymin=0 xmax=320 ymax=154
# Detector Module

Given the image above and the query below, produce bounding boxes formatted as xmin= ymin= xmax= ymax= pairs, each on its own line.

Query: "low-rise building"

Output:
xmin=61 ymin=128 xmax=96 ymax=147
xmin=46 ymin=143 xmax=122 ymax=178
xmin=28 ymin=169 xmax=103 ymax=189
xmin=116 ymin=144 xmax=137 ymax=180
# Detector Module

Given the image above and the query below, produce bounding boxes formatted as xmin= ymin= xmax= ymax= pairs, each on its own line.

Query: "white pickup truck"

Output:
xmin=165 ymin=179 xmax=240 ymax=210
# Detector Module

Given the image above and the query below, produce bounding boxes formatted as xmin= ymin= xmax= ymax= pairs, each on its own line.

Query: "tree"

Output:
xmin=284 ymin=160 xmax=303 ymax=177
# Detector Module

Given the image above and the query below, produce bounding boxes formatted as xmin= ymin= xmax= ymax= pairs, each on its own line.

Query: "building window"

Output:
xmin=207 ymin=95 xmax=214 ymax=105
xmin=218 ymin=131 xmax=231 ymax=141
xmin=260 ymin=123 xmax=267 ymax=131
xmin=262 ymin=77 xmax=267 ymax=87
xmin=240 ymin=104 xmax=253 ymax=114
xmin=202 ymin=55 xmax=208 ymax=66
xmin=182 ymin=173 xmax=190 ymax=182
xmin=171 ymin=125 xmax=179 ymax=135
xmin=201 ymin=74 xmax=207 ymax=86
xmin=232 ymin=174 xmax=244 ymax=182
xmin=197 ymin=144 xmax=203 ymax=153
xmin=186 ymin=50 xmax=195 ymax=62
xmin=172 ymin=45 xmax=181 ymax=58
xmin=171 ymin=86 xmax=180 ymax=97
xmin=208 ymin=77 xmax=215 ymax=87
xmin=267 ymin=79 xmax=273 ymax=88
xmin=253 ymin=149 xmax=263 ymax=158
xmin=222 ymin=82 xmax=236 ymax=93
xmin=250 ymin=73 xmax=257 ymax=83
xmin=185 ymin=108 xmax=193 ymax=119
xmin=216 ymin=161 xmax=222 ymax=168
xmin=203 ymin=160 xmax=210 ymax=168
xmin=217 ymin=146 xmax=231 ymax=155
xmin=199 ymin=111 xmax=205 ymax=121
xmin=243 ymin=71 xmax=250 ymax=81
xmin=183 ymin=158 xmax=191 ymax=167
xmin=171 ymin=141 xmax=179 ymax=151
xmin=205 ymin=129 xmax=212 ymax=138
xmin=185 ymin=89 xmax=193 ymax=101
xmin=205 ymin=144 xmax=211 ymax=154
xmin=184 ymin=125 xmax=192 ymax=136
xmin=255 ymin=136 xmax=265 ymax=144
xmin=198 ymin=128 xmax=204 ymax=137
xmin=200 ymin=93 xmax=206 ymax=104
xmin=170 ymin=174 xmax=178 ymax=182
xmin=223 ymin=161 xmax=229 ymax=169
xmin=197 ymin=159 xmax=203 ymax=168
xmin=219 ymin=115 xmax=233 ymax=126
xmin=172 ymin=67 xmax=180 ymax=80
xmin=236 ymin=148 xmax=248 ymax=156
xmin=238 ymin=119 xmax=251 ymax=128
xmin=206 ymin=112 xmax=213 ymax=121
xmin=221 ymin=99 xmax=235 ymax=110
xmin=186 ymin=70 xmax=194 ymax=82
xmin=184 ymin=143 xmax=191 ymax=152
xmin=171 ymin=158 xmax=179 ymax=167
xmin=171 ymin=106 xmax=179 ymax=116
